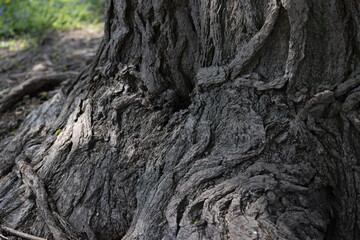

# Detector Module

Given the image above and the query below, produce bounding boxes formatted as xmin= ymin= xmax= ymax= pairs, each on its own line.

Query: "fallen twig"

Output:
xmin=9 ymin=71 xmax=54 ymax=80
xmin=0 ymin=225 xmax=46 ymax=240
xmin=0 ymin=88 xmax=10 ymax=99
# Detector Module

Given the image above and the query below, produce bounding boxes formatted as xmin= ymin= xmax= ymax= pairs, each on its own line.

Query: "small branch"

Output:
xmin=0 ymin=225 xmax=46 ymax=240
xmin=0 ymin=71 xmax=79 ymax=113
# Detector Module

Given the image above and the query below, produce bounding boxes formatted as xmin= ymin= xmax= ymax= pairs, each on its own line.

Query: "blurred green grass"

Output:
xmin=0 ymin=0 xmax=104 ymax=39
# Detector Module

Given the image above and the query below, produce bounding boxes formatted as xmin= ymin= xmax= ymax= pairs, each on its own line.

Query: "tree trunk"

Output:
xmin=1 ymin=0 xmax=360 ymax=239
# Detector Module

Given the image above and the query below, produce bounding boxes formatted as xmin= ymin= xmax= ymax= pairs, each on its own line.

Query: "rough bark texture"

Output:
xmin=1 ymin=0 xmax=360 ymax=239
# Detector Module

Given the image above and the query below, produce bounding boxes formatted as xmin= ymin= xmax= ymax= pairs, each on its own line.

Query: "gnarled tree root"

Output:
xmin=15 ymin=154 xmax=77 ymax=240
xmin=229 ymin=0 xmax=280 ymax=79
xmin=0 ymin=225 xmax=46 ymax=240
xmin=0 ymin=71 xmax=78 ymax=113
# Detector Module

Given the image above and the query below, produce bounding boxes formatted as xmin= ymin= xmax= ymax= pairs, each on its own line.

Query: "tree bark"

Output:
xmin=1 ymin=0 xmax=360 ymax=239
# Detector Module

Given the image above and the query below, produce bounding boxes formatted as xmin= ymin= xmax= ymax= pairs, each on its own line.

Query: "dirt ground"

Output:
xmin=0 ymin=28 xmax=103 ymax=140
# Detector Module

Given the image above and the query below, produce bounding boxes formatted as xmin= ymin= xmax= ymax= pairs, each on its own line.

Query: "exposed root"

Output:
xmin=291 ymin=90 xmax=334 ymax=135
xmin=9 ymin=71 xmax=55 ymax=81
xmin=296 ymin=90 xmax=334 ymax=122
xmin=15 ymin=154 xmax=74 ymax=240
xmin=282 ymin=0 xmax=309 ymax=102
xmin=0 ymin=88 xmax=10 ymax=99
xmin=0 ymin=71 xmax=78 ymax=113
xmin=195 ymin=66 xmax=229 ymax=91
xmin=234 ymin=74 xmax=287 ymax=91
xmin=334 ymin=68 xmax=360 ymax=97
xmin=0 ymin=225 xmax=46 ymax=240
xmin=229 ymin=0 xmax=280 ymax=79
xmin=341 ymin=91 xmax=360 ymax=133
xmin=0 ymin=233 xmax=9 ymax=240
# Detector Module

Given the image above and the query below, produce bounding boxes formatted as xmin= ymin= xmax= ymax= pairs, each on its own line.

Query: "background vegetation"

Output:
xmin=0 ymin=0 xmax=104 ymax=39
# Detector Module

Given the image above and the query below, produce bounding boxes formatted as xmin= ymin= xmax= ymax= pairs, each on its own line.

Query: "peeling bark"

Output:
xmin=1 ymin=0 xmax=360 ymax=239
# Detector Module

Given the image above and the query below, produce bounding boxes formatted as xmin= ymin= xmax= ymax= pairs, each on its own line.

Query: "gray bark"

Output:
xmin=1 ymin=0 xmax=360 ymax=239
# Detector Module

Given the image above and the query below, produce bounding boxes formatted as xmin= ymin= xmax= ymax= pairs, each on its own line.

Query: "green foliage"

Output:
xmin=0 ymin=0 xmax=104 ymax=38
xmin=55 ymin=129 xmax=61 ymax=136
xmin=41 ymin=93 xmax=49 ymax=100
xmin=193 ymin=221 xmax=199 ymax=225
xmin=0 ymin=37 xmax=36 ymax=50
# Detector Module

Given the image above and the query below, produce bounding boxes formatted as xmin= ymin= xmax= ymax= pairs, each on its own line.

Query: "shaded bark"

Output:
xmin=1 ymin=0 xmax=360 ymax=239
